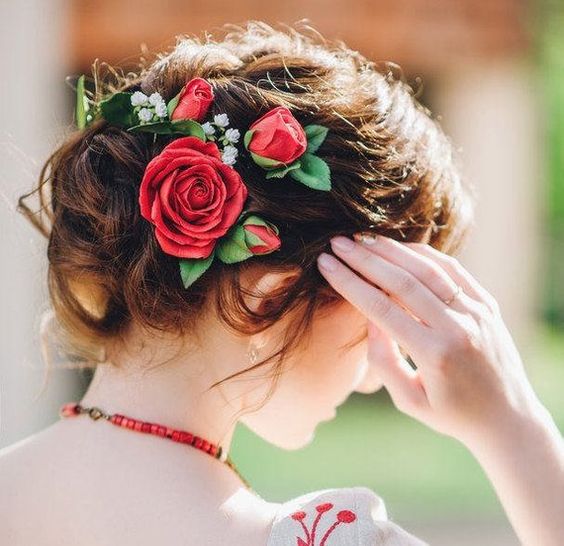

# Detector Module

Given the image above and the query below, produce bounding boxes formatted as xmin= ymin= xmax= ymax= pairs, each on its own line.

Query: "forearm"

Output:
xmin=465 ymin=402 xmax=564 ymax=546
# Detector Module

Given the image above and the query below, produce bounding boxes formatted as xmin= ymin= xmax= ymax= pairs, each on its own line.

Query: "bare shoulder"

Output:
xmin=2 ymin=417 xmax=67 ymax=453
xmin=0 ymin=421 xmax=59 ymax=496
xmin=0 ymin=421 xmax=280 ymax=546
xmin=0 ymin=422 xmax=65 ymax=542
xmin=0 ymin=418 xmax=60 ymax=455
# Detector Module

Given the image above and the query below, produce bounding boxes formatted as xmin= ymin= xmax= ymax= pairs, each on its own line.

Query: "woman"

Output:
xmin=1 ymin=21 xmax=562 ymax=546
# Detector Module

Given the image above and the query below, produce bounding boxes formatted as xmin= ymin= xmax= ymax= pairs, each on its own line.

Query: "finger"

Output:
xmin=366 ymin=321 xmax=428 ymax=414
xmin=330 ymin=235 xmax=455 ymax=328
xmin=353 ymin=233 xmax=460 ymax=301
xmin=316 ymin=251 xmax=431 ymax=362
xmin=403 ymin=241 xmax=500 ymax=313
xmin=354 ymin=233 xmax=480 ymax=319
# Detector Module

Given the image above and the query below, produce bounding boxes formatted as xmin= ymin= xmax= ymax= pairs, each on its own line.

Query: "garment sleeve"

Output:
xmin=266 ymin=486 xmax=429 ymax=546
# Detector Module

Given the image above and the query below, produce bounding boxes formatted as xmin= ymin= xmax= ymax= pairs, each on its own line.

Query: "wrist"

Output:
xmin=462 ymin=396 xmax=560 ymax=459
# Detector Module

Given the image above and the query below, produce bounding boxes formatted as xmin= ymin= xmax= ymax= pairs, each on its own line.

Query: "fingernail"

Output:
xmin=354 ymin=232 xmax=378 ymax=246
xmin=317 ymin=252 xmax=339 ymax=272
xmin=330 ymin=236 xmax=355 ymax=252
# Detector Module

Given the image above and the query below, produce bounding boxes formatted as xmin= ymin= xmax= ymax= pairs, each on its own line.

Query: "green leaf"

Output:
xmin=167 ymin=93 xmax=181 ymax=118
xmin=216 ymin=224 xmax=254 ymax=264
xmin=128 ymin=121 xmax=174 ymax=134
xmin=304 ymin=124 xmax=329 ymax=154
xmin=264 ymin=161 xmax=301 ymax=179
xmin=243 ymin=130 xmax=254 ymax=149
xmin=127 ymin=119 xmax=206 ymax=140
xmin=75 ymin=75 xmax=89 ymax=129
xmin=170 ymin=119 xmax=205 ymax=139
xmin=99 ymin=92 xmax=136 ymax=127
xmin=249 ymin=152 xmax=284 ymax=169
xmin=289 ymin=153 xmax=332 ymax=191
xmin=179 ymin=251 xmax=215 ymax=289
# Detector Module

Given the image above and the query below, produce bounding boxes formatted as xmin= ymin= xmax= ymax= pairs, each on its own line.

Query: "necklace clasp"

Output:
xmin=87 ymin=407 xmax=105 ymax=421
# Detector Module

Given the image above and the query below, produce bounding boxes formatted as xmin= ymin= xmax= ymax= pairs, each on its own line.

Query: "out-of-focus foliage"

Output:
xmin=539 ymin=1 xmax=564 ymax=325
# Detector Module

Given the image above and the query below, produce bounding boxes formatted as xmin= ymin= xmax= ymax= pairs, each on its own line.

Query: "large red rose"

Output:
xmin=247 ymin=106 xmax=307 ymax=165
xmin=138 ymin=136 xmax=248 ymax=259
xmin=170 ymin=78 xmax=214 ymax=122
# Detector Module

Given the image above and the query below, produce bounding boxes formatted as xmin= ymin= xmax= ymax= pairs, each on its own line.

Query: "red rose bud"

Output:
xmin=242 ymin=216 xmax=281 ymax=255
xmin=138 ymin=136 xmax=247 ymax=259
xmin=245 ymin=106 xmax=307 ymax=167
xmin=170 ymin=77 xmax=214 ymax=122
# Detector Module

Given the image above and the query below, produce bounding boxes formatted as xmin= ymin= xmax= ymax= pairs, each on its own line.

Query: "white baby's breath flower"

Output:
xmin=221 ymin=145 xmax=238 ymax=166
xmin=223 ymin=144 xmax=238 ymax=156
xmin=224 ymin=128 xmax=240 ymax=144
xmin=202 ymin=122 xmax=216 ymax=136
xmin=148 ymin=92 xmax=164 ymax=106
xmin=131 ymin=91 xmax=148 ymax=107
xmin=214 ymin=113 xmax=229 ymax=128
xmin=154 ymin=101 xmax=168 ymax=119
xmin=138 ymin=107 xmax=153 ymax=123
xmin=222 ymin=154 xmax=237 ymax=166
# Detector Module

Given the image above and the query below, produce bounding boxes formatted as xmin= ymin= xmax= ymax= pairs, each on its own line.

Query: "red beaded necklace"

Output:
xmin=59 ymin=402 xmax=253 ymax=491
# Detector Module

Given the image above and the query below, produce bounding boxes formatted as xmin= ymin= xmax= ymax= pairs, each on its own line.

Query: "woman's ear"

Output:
xmin=241 ymin=266 xmax=301 ymax=315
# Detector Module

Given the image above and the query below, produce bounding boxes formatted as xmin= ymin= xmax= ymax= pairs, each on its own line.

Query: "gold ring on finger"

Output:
xmin=443 ymin=284 xmax=463 ymax=306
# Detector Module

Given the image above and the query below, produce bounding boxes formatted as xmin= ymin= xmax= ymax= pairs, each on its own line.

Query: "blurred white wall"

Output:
xmin=0 ymin=0 xmax=83 ymax=449
xmin=435 ymin=59 xmax=543 ymax=359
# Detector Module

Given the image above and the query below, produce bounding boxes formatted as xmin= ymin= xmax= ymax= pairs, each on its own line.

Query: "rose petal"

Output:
xmin=155 ymin=228 xmax=216 ymax=258
xmin=161 ymin=136 xmax=221 ymax=161
xmin=138 ymin=135 xmax=248 ymax=259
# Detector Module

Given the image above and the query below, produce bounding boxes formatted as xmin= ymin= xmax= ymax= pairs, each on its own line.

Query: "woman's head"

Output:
xmin=18 ymin=22 xmax=473 ymax=449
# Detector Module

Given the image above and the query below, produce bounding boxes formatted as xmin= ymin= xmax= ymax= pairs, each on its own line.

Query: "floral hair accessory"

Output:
xmin=73 ymin=75 xmax=331 ymax=288
xmin=75 ymin=74 xmax=208 ymax=139
xmin=244 ymin=106 xmax=331 ymax=191
xmin=168 ymin=77 xmax=213 ymax=122
xmin=138 ymin=136 xmax=247 ymax=259
xmin=201 ymin=114 xmax=241 ymax=165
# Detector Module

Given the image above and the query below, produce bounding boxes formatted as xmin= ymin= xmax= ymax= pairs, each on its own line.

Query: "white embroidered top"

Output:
xmin=266 ymin=486 xmax=429 ymax=546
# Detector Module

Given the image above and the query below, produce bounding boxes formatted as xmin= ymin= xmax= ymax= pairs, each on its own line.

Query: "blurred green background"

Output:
xmin=542 ymin=1 xmax=564 ymax=325
xmin=233 ymin=324 xmax=564 ymax=521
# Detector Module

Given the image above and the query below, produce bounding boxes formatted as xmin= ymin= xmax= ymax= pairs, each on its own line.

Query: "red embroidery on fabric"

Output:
xmin=290 ymin=501 xmax=357 ymax=545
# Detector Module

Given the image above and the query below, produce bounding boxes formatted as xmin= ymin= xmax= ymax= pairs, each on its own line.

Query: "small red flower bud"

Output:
xmin=170 ymin=77 xmax=214 ymax=122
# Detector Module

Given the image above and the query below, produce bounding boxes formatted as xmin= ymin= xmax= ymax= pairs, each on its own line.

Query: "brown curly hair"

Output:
xmin=17 ymin=21 xmax=474 ymax=400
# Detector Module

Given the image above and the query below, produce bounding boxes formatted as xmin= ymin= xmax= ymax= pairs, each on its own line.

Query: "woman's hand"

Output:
xmin=316 ymin=233 xmax=544 ymax=449
xmin=317 ymin=232 xmax=564 ymax=546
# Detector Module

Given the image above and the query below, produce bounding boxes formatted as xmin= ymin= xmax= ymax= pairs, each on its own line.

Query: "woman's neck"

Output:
xmin=78 ymin=327 xmax=245 ymax=457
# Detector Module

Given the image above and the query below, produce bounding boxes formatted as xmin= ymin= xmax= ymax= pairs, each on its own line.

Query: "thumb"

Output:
xmin=366 ymin=321 xmax=427 ymax=414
